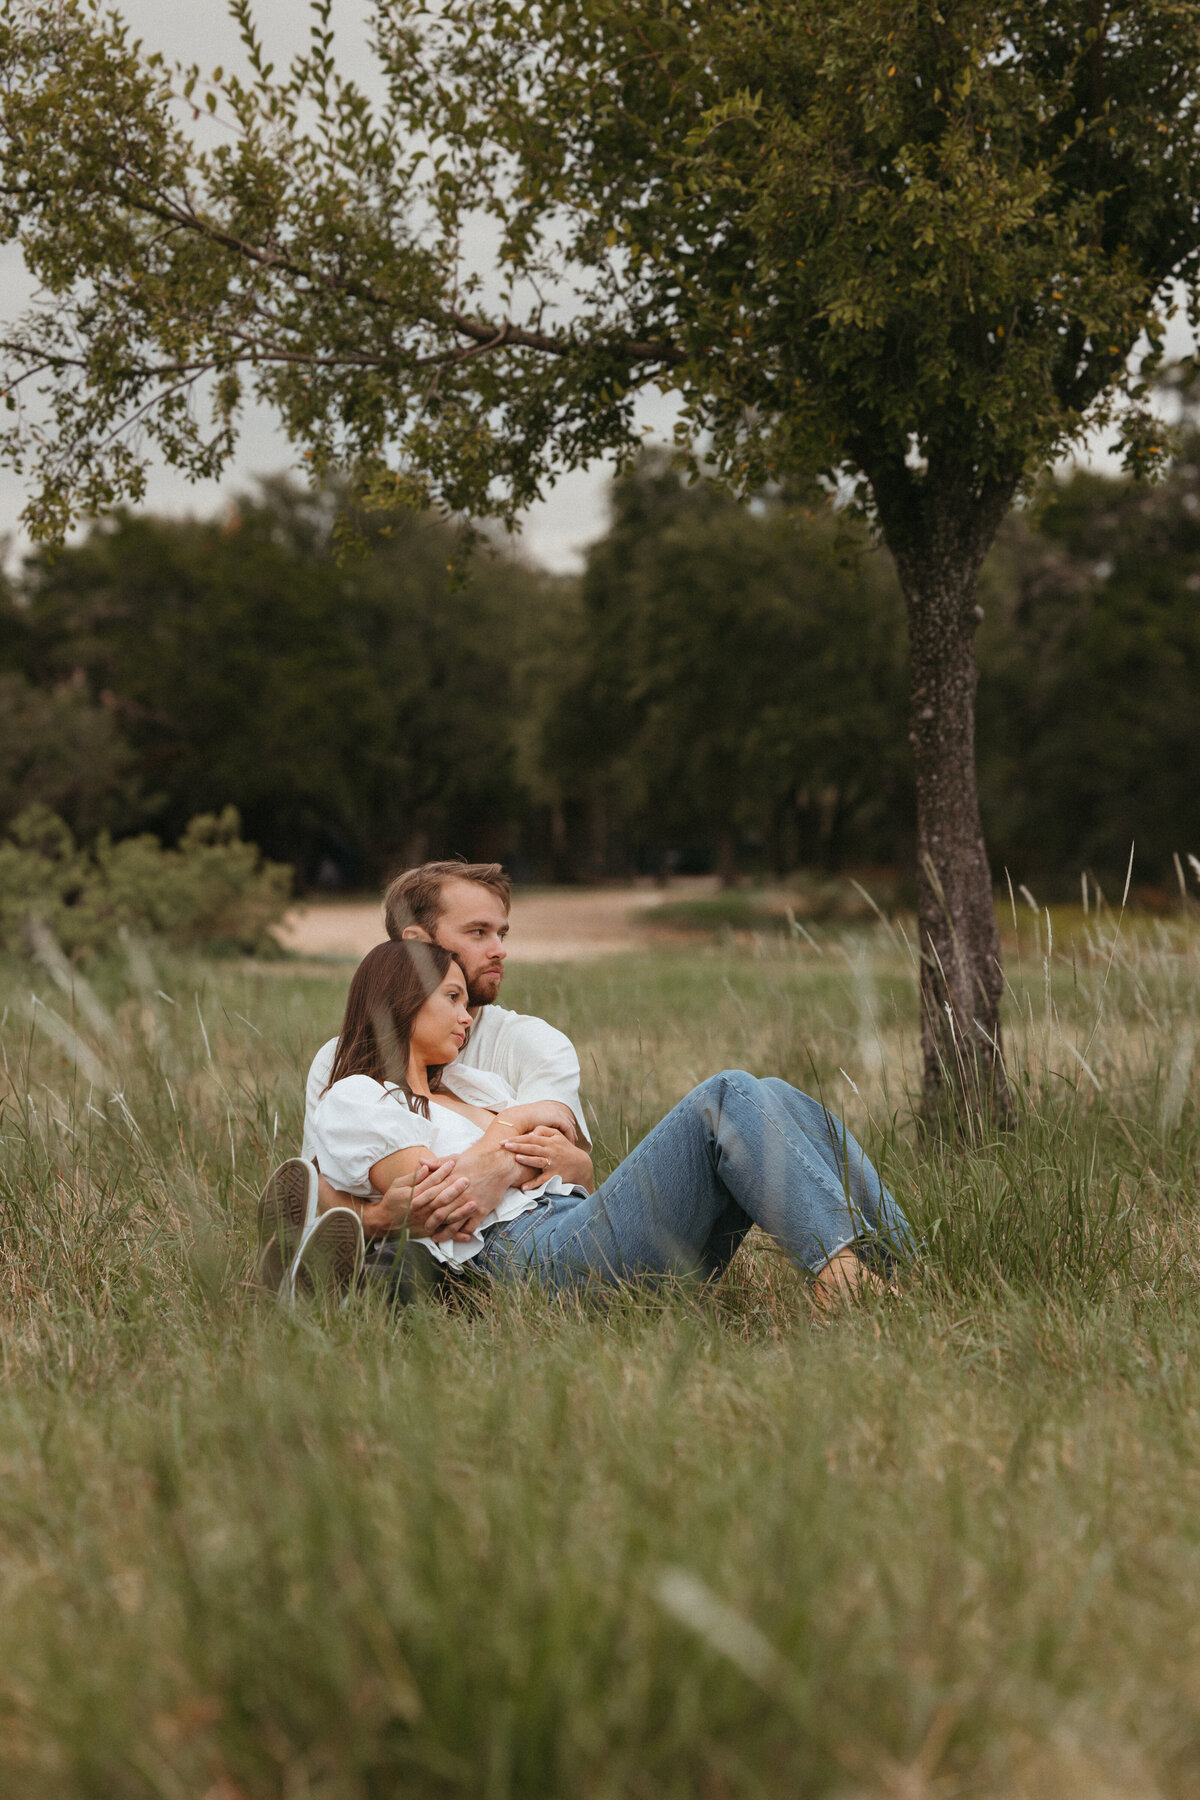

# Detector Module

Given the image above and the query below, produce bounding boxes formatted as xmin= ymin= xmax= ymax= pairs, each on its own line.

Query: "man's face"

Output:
xmin=420 ymin=877 xmax=509 ymax=1007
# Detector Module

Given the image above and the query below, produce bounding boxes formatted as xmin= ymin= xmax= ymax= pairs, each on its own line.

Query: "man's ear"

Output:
xmin=400 ymin=925 xmax=433 ymax=943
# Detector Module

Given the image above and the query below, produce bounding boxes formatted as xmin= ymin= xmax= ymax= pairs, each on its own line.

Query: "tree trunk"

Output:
xmin=868 ymin=457 xmax=1016 ymax=1126
xmin=903 ymin=570 xmax=1009 ymax=1123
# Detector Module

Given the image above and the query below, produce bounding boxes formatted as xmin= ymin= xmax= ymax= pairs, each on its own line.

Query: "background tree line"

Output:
xmin=2 ymin=446 xmax=1198 ymax=898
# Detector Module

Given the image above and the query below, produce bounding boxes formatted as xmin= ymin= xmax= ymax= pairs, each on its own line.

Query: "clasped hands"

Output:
xmin=364 ymin=1126 xmax=590 ymax=1245
xmin=501 ymin=1123 xmax=594 ymax=1194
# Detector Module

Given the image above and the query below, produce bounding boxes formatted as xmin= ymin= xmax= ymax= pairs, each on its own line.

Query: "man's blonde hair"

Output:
xmin=383 ymin=861 xmax=512 ymax=939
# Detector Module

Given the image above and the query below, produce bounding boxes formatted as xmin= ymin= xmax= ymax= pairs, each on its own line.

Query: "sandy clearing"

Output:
xmin=274 ymin=880 xmax=715 ymax=964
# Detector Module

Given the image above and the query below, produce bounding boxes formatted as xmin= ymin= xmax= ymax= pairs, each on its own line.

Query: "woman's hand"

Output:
xmin=503 ymin=1126 xmax=595 ymax=1193
xmin=362 ymin=1156 xmax=482 ymax=1243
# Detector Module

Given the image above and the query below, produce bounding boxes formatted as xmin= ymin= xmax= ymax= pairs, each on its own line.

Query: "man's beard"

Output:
xmin=466 ymin=967 xmax=503 ymax=1008
xmin=428 ymin=930 xmax=503 ymax=1009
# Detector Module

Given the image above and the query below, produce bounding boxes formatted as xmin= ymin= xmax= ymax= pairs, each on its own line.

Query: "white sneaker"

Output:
xmin=288 ymin=1206 xmax=365 ymax=1307
xmin=254 ymin=1158 xmax=319 ymax=1296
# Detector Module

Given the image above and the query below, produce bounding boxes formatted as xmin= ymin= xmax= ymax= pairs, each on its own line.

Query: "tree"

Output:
xmin=974 ymin=442 xmax=1200 ymax=889
xmin=3 ymin=0 xmax=1200 ymax=1115
xmin=5 ymin=482 xmax=571 ymax=878
xmin=0 ymin=671 xmax=138 ymax=839
xmin=547 ymin=454 xmax=911 ymax=881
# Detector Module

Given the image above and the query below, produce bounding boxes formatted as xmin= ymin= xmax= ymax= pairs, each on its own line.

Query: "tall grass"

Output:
xmin=0 ymin=912 xmax=1198 ymax=1797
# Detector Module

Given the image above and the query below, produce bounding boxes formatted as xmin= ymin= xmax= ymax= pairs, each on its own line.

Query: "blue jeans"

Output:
xmin=474 ymin=1070 xmax=914 ymax=1291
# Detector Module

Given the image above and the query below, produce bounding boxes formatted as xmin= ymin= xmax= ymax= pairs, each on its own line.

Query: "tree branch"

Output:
xmin=103 ymin=184 xmax=684 ymax=371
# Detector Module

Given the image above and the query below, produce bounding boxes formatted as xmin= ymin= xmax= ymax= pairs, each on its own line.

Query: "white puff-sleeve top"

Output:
xmin=308 ymin=1063 xmax=573 ymax=1265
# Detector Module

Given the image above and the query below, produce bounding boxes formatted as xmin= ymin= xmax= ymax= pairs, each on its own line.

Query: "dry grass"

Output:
xmin=0 ymin=908 xmax=1198 ymax=1797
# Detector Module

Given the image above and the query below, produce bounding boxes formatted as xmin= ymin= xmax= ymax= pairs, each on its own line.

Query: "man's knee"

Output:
xmin=759 ymin=1074 xmax=796 ymax=1104
xmin=689 ymin=1069 xmax=763 ymax=1136
xmin=698 ymin=1068 xmax=759 ymax=1100
xmin=760 ymin=1075 xmax=837 ymax=1134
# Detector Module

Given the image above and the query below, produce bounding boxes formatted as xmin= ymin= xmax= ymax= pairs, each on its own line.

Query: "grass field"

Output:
xmin=2 ymin=905 xmax=1199 ymax=1798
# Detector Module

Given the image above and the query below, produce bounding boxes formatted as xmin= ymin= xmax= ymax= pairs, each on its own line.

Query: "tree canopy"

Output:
xmin=1 ymin=0 xmax=1197 ymax=534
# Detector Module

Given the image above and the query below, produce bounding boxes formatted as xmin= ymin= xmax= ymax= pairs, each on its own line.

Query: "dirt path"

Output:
xmin=274 ymin=879 xmax=714 ymax=963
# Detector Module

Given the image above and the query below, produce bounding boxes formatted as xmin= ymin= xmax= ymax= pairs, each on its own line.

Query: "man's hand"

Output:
xmin=362 ymin=1157 xmax=481 ymax=1243
xmin=503 ymin=1126 xmax=594 ymax=1192
xmin=447 ymin=1144 xmax=524 ymax=1212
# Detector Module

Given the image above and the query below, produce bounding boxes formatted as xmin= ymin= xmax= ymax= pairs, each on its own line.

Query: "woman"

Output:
xmin=294 ymin=940 xmax=915 ymax=1305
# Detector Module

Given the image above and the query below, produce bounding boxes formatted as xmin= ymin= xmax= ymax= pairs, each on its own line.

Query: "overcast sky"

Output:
xmin=0 ymin=1 xmax=1192 ymax=571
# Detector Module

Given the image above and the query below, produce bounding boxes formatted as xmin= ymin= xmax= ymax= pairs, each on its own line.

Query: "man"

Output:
xmin=256 ymin=860 xmax=590 ymax=1296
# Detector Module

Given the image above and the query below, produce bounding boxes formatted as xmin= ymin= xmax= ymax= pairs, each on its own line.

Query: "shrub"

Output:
xmin=0 ymin=804 xmax=291 ymax=956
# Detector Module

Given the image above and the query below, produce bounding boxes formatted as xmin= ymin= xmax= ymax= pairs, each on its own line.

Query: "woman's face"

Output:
xmin=410 ymin=964 xmax=473 ymax=1066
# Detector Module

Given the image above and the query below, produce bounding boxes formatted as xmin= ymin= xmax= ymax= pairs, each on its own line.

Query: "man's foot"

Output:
xmin=254 ymin=1158 xmax=319 ymax=1295
xmin=811 ymin=1245 xmax=893 ymax=1314
xmin=288 ymin=1206 xmax=365 ymax=1307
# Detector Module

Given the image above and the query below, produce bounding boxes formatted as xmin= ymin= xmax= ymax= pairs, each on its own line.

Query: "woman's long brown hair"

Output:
xmin=325 ymin=940 xmax=460 ymax=1119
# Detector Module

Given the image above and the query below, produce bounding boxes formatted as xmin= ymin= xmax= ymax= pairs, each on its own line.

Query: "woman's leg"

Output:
xmin=475 ymin=1070 xmax=913 ymax=1292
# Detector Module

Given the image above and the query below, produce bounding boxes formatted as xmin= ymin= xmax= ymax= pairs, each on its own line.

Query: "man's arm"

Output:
xmin=525 ymin=1101 xmax=579 ymax=1143
xmin=371 ymin=1133 xmax=562 ymax=1231
xmin=317 ymin=1158 xmax=479 ymax=1242
xmin=474 ymin=1011 xmax=590 ymax=1147
xmin=365 ymin=1100 xmax=573 ymax=1224
xmin=315 ymin=1103 xmax=570 ymax=1241
xmin=436 ymin=1100 xmax=571 ymax=1206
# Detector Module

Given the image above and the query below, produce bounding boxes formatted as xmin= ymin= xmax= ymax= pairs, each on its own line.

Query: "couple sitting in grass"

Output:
xmin=255 ymin=861 xmax=915 ymax=1307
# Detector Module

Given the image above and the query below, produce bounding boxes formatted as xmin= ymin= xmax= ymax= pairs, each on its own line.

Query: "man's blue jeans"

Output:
xmin=474 ymin=1070 xmax=914 ymax=1291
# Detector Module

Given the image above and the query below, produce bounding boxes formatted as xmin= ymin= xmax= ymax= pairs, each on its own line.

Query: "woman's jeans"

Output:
xmin=474 ymin=1070 xmax=914 ymax=1292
